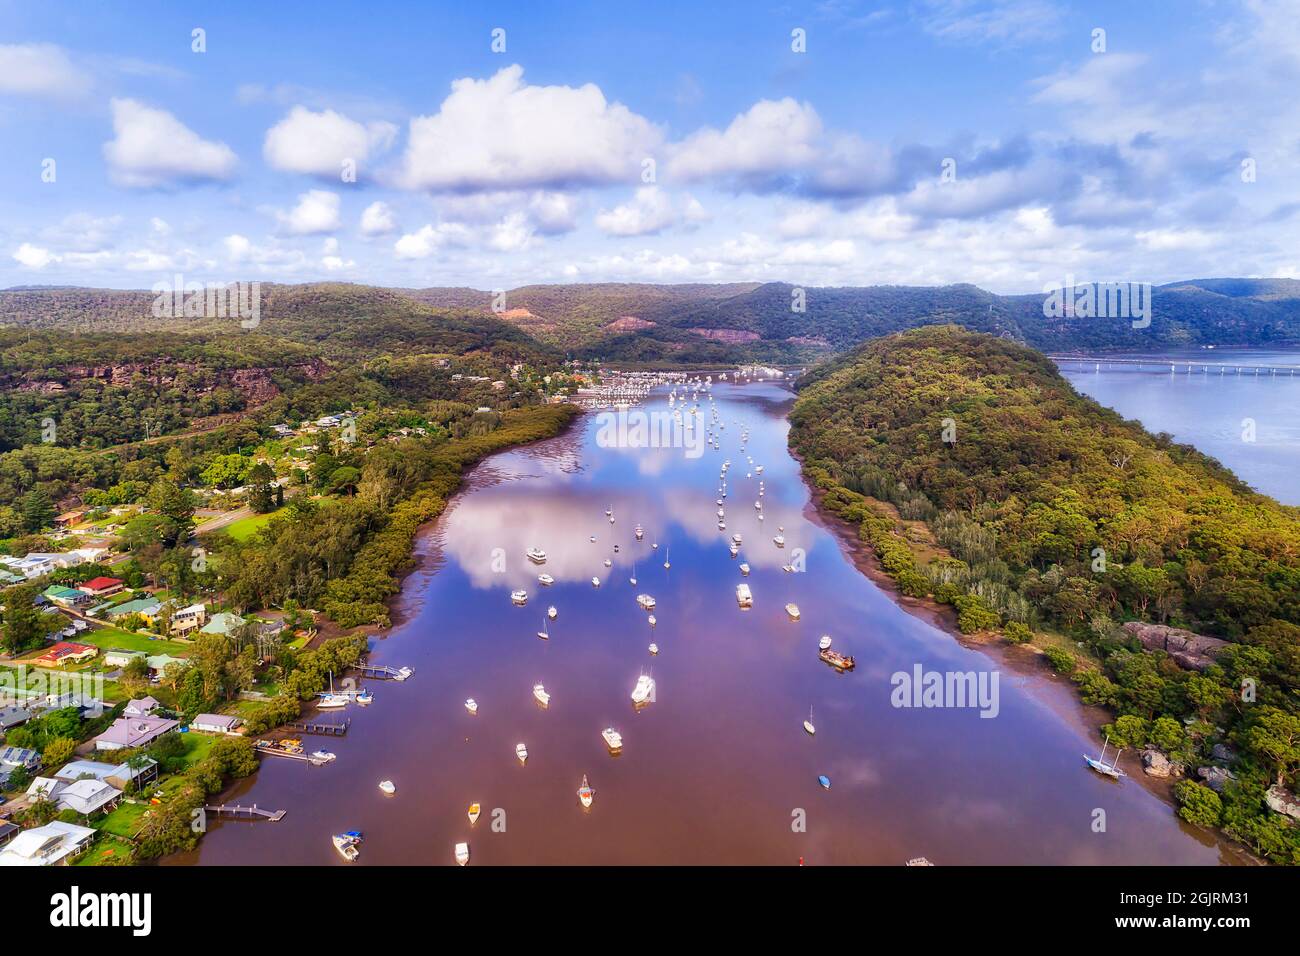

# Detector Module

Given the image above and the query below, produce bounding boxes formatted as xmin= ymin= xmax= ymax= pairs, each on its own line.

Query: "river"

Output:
xmin=174 ymin=372 xmax=1259 ymax=866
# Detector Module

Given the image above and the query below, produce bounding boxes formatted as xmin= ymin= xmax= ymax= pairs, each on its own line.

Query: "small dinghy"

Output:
xmin=455 ymin=842 xmax=470 ymax=866
xmin=378 ymin=779 xmax=395 ymax=795
xmin=818 ymin=775 xmax=832 ymax=790
xmin=468 ymin=802 xmax=481 ymax=825
xmin=803 ymin=706 xmax=816 ymax=736
xmin=516 ymin=742 xmax=528 ymax=765
xmin=548 ymin=605 xmax=558 ymax=620
xmin=356 ymin=689 xmax=374 ymax=704
xmin=465 ymin=697 xmax=478 ymax=715
xmin=577 ymin=774 xmax=594 ymax=809
xmin=312 ymin=750 xmax=337 ymax=762
xmin=533 ymin=683 xmax=550 ymax=707
xmin=785 ymin=603 xmax=801 ymax=620
xmin=819 ymin=635 xmax=833 ymax=650
xmin=604 ymin=558 xmax=612 ymax=568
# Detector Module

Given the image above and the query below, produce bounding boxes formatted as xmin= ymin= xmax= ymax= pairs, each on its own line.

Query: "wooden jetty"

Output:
xmin=204 ymin=803 xmax=286 ymax=822
xmin=286 ymin=718 xmax=350 ymax=736
xmin=1049 ymin=354 xmax=1300 ymax=376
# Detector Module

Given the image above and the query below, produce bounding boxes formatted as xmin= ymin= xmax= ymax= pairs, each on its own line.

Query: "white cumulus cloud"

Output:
xmin=0 ymin=43 xmax=92 ymax=98
xmin=360 ymin=200 xmax=398 ymax=236
xmin=103 ymin=98 xmax=238 ymax=188
xmin=276 ymin=190 xmax=342 ymax=235
xmin=264 ymin=106 xmax=397 ymax=177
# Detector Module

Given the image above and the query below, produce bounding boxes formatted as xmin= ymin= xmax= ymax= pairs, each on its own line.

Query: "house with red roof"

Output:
xmin=32 ymin=642 xmax=98 ymax=667
xmin=77 ymin=576 xmax=124 ymax=598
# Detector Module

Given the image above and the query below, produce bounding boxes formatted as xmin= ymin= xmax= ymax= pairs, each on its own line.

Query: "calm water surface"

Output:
xmin=178 ymin=379 xmax=1246 ymax=865
xmin=1059 ymin=347 xmax=1300 ymax=505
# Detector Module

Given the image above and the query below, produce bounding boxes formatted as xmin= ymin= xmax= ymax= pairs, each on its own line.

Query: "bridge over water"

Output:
xmin=1048 ymin=354 xmax=1300 ymax=375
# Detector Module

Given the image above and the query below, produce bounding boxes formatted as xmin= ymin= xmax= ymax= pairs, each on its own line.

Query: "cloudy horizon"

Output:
xmin=3 ymin=0 xmax=1298 ymax=293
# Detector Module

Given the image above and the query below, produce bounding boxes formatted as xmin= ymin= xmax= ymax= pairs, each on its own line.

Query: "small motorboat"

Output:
xmin=773 ymin=535 xmax=785 ymax=548
xmin=510 ymin=589 xmax=528 ymax=605
xmin=312 ymin=750 xmax=337 ymax=762
xmin=651 ymin=542 xmax=658 ymax=549
xmin=603 ymin=558 xmax=612 ymax=568
xmin=592 ymin=576 xmax=601 ymax=587
xmin=739 ymin=563 xmax=750 ymax=576
xmin=526 ymin=547 xmax=547 ymax=564
xmin=577 ymin=774 xmax=594 ymax=809
xmin=637 ymin=594 xmax=656 ymax=610
xmin=465 ymin=697 xmax=478 ymax=715
xmin=729 ymin=544 xmax=739 ymax=557
xmin=818 ymin=775 xmax=832 ymax=790
xmin=538 ymin=573 xmax=555 ymax=586
xmin=785 ymin=603 xmax=801 ymax=620
xmin=516 ymin=742 xmax=528 ymax=764
xmin=533 ymin=683 xmax=550 ymax=707
xmin=356 ymin=689 xmax=374 ymax=705
xmin=468 ymin=802 xmax=481 ymax=825
xmin=333 ymin=833 xmax=360 ymax=861
xmin=647 ymin=614 xmax=657 ymax=627
xmin=590 ymin=535 xmax=597 ymax=543
xmin=732 ymin=533 xmax=743 ymax=546
xmin=601 ymin=728 xmax=623 ymax=752
xmin=455 ymin=842 xmax=470 ymax=866
xmin=782 ymin=564 xmax=795 ymax=573
xmin=635 ymin=525 xmax=643 ymax=540
xmin=803 ymin=706 xmax=816 ymax=736
xmin=755 ymin=465 xmax=764 ymax=474
xmin=631 ymin=673 xmax=655 ymax=705
xmin=819 ymin=648 xmax=856 ymax=671
xmin=648 ymin=642 xmax=659 ymax=655
xmin=378 ymin=780 xmax=396 ymax=795
xmin=819 ymin=635 xmax=833 ymax=650
xmin=548 ymin=605 xmax=558 ymax=620
xmin=736 ymin=583 xmax=753 ymax=608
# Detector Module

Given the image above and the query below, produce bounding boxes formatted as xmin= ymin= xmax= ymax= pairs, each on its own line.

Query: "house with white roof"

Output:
xmin=26 ymin=776 xmax=121 ymax=816
xmin=0 ymin=821 xmax=96 ymax=866
xmin=93 ymin=714 xmax=178 ymax=751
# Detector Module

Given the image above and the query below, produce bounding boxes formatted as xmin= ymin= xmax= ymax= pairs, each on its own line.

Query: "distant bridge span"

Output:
xmin=1047 ymin=354 xmax=1300 ymax=375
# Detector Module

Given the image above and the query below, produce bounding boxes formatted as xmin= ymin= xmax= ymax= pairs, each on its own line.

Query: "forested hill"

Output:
xmin=5 ymin=278 xmax=1300 ymax=364
xmin=788 ymin=325 xmax=1300 ymax=862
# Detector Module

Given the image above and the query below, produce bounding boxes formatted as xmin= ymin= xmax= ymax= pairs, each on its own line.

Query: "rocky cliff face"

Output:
xmin=1122 ymin=621 xmax=1229 ymax=671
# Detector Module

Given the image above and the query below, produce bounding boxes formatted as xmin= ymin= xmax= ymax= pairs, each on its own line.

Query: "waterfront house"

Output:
xmin=54 ymin=757 xmax=158 ymax=790
xmin=77 ymin=576 xmax=124 ymax=599
xmin=31 ymin=642 xmax=98 ymax=667
xmin=26 ymin=776 xmax=122 ymax=816
xmin=190 ymin=713 xmax=242 ymax=734
xmin=93 ymin=714 xmax=178 ymax=751
xmin=122 ymin=696 xmax=160 ymax=717
xmin=0 ymin=820 xmax=96 ymax=866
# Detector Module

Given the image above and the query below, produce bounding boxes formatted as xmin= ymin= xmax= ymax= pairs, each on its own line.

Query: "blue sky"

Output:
xmin=1 ymin=0 xmax=1296 ymax=292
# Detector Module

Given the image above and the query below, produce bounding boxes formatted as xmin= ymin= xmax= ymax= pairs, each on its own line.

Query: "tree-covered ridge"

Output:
xmin=792 ymin=325 xmax=1300 ymax=638
xmin=790 ymin=325 xmax=1300 ymax=863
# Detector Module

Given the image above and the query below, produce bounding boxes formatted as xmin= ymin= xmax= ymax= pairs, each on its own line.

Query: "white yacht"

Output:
xmin=455 ymin=842 xmax=470 ymax=866
xmin=538 ymin=572 xmax=555 ymax=586
xmin=631 ymin=673 xmax=656 ymax=705
xmin=465 ymin=698 xmax=478 ymax=715
xmin=511 ymin=589 xmax=528 ymax=605
xmin=516 ymin=742 xmax=529 ymax=764
xmin=378 ymin=780 xmax=396 ymax=795
xmin=648 ymin=642 xmax=659 ymax=655
xmin=634 ymin=525 xmax=644 ymax=540
xmin=533 ymin=683 xmax=550 ymax=707
xmin=819 ymin=635 xmax=833 ymax=650
xmin=637 ymin=593 xmax=656 ymax=610
xmin=736 ymin=583 xmax=753 ymax=608
xmin=785 ymin=603 xmax=801 ymax=620
xmin=526 ymin=547 xmax=547 ymax=564
xmin=773 ymin=535 xmax=785 ymax=548
xmin=592 ymin=576 xmax=601 ymax=587
xmin=601 ymin=728 xmax=624 ymax=752
xmin=739 ymin=563 xmax=750 ymax=576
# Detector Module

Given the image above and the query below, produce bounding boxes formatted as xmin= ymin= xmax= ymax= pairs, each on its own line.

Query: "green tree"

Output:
xmin=247 ymin=461 xmax=275 ymax=513
xmin=19 ymin=487 xmax=54 ymax=533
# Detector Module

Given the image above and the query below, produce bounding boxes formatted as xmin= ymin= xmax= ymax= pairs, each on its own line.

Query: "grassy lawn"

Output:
xmin=224 ymin=509 xmax=283 ymax=541
xmin=79 ymin=625 xmax=190 ymax=656
xmin=178 ymin=731 xmax=216 ymax=767
xmin=75 ymin=835 xmax=135 ymax=866
xmin=94 ymin=800 xmax=151 ymax=839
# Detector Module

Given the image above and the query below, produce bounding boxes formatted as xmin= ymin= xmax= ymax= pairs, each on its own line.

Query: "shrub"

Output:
xmin=1173 ymin=780 xmax=1223 ymax=828
xmin=1042 ymin=645 xmax=1077 ymax=675
xmin=1002 ymin=621 xmax=1032 ymax=644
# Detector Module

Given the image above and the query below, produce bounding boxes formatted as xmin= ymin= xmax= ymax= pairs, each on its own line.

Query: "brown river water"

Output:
xmin=172 ymin=380 xmax=1245 ymax=865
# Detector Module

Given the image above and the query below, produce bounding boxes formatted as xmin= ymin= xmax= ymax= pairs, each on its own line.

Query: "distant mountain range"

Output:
xmin=4 ymin=277 xmax=1299 ymax=364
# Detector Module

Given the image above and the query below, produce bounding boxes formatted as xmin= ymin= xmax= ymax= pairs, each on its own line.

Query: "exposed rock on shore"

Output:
xmin=1122 ymin=622 xmax=1229 ymax=672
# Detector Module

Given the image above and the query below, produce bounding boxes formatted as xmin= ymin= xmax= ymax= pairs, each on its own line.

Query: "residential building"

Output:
xmin=31 ymin=642 xmax=97 ymax=668
xmin=26 ymin=776 xmax=121 ymax=816
xmin=0 ymin=821 xmax=96 ymax=866
xmin=102 ymin=648 xmax=146 ymax=669
xmin=190 ymin=713 xmax=242 ymax=734
xmin=146 ymin=654 xmax=186 ymax=677
xmin=42 ymin=585 xmax=90 ymax=608
xmin=77 ymin=576 xmax=124 ymax=598
xmin=54 ymin=757 xmax=158 ymax=790
xmin=200 ymin=611 xmax=246 ymax=636
xmin=170 ymin=602 xmax=207 ymax=635
xmin=93 ymin=715 xmax=178 ymax=751
xmin=0 ymin=705 xmax=33 ymax=731
xmin=101 ymin=598 xmax=162 ymax=623
xmin=122 ymin=696 xmax=160 ymax=717
xmin=54 ymin=511 xmax=85 ymax=529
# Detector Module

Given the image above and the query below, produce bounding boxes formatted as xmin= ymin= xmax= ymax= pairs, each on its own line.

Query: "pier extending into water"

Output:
xmin=1049 ymin=354 xmax=1300 ymax=375
xmin=351 ymin=662 xmax=412 ymax=680
xmin=286 ymin=718 xmax=350 ymax=736
xmin=204 ymin=803 xmax=286 ymax=822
